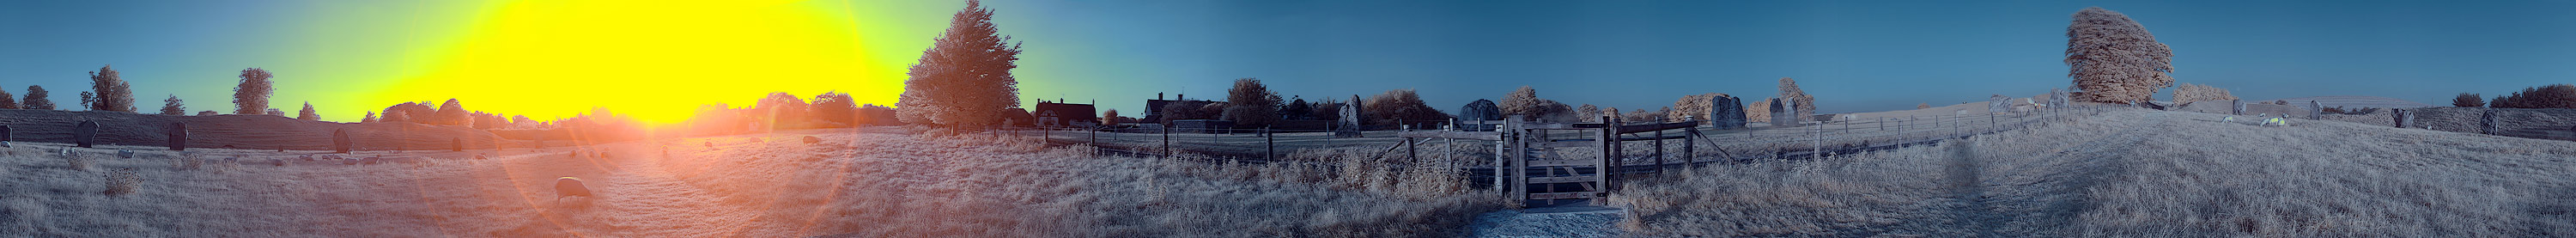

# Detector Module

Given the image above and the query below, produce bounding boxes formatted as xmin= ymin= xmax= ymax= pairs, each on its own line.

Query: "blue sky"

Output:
xmin=6 ymin=0 xmax=2573 ymax=118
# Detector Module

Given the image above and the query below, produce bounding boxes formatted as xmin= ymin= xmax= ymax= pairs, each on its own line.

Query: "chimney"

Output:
xmin=1158 ymin=93 xmax=1165 ymax=101
xmin=1178 ymin=94 xmax=1185 ymax=101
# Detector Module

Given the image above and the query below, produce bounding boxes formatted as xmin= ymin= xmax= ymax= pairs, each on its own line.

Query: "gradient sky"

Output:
xmin=6 ymin=1 xmax=2573 ymax=123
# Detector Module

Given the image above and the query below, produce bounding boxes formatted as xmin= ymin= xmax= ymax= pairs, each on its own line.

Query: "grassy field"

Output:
xmin=1613 ymin=108 xmax=2576 ymax=236
xmin=0 ymin=126 xmax=1496 ymax=237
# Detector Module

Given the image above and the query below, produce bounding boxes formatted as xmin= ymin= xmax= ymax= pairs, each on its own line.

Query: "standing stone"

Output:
xmin=2392 ymin=108 xmax=2412 ymax=129
xmin=2231 ymin=99 xmax=2245 ymax=115
xmin=1336 ymin=95 xmax=1364 ymax=137
xmin=167 ymin=122 xmax=188 ymax=150
xmin=1459 ymin=99 xmax=1501 ymax=121
xmin=452 ymin=137 xmax=464 ymax=152
xmin=2307 ymin=101 xmax=2324 ymax=119
xmin=332 ymin=129 xmax=353 ymax=154
xmin=1709 ymin=95 xmax=1746 ymax=130
xmin=1 ymin=125 xmax=11 ymax=143
xmin=2479 ymin=110 xmax=2498 ymax=135
xmin=1769 ymin=99 xmax=1796 ymax=126
xmin=73 ymin=120 xmax=99 ymax=148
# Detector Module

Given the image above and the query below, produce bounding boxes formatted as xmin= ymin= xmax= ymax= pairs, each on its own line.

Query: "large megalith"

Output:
xmin=1457 ymin=99 xmax=1501 ymax=131
xmin=1335 ymin=95 xmax=1364 ymax=137
xmin=167 ymin=122 xmax=188 ymax=150
xmin=452 ymin=137 xmax=464 ymax=152
xmin=74 ymin=120 xmax=99 ymax=148
xmin=1710 ymin=95 xmax=1746 ymax=130
xmin=2307 ymin=101 xmax=2324 ymax=119
xmin=1769 ymin=99 xmax=1796 ymax=126
xmin=332 ymin=129 xmax=353 ymax=154
xmin=1 ymin=125 xmax=11 ymax=144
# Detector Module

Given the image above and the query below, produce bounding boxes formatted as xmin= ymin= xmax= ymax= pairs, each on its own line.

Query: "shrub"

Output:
xmin=2171 ymin=82 xmax=2236 ymax=104
xmin=103 ymin=168 xmax=140 ymax=197
xmin=298 ymin=102 xmax=320 ymax=120
xmin=362 ymin=111 xmax=378 ymax=123
xmin=2453 ymin=93 xmax=2485 ymax=107
xmin=1309 ymin=99 xmax=1343 ymax=122
xmin=2492 ymin=83 xmax=2576 ymax=108
xmin=234 ymin=68 xmax=274 ymax=114
xmin=88 ymin=65 xmax=137 ymax=113
xmin=21 ymin=85 xmax=52 ymax=110
xmin=1100 ymin=108 xmax=1120 ymax=125
xmin=1917 ymin=103 xmax=1931 ymax=109
xmin=895 ymin=0 xmax=1023 ymax=128
xmin=1575 ymin=104 xmax=1601 ymax=121
xmin=1282 ymin=98 xmax=1314 ymax=120
xmin=1223 ymin=78 xmax=1284 ymax=126
xmin=161 ymin=95 xmax=186 ymax=115
xmin=1362 ymin=89 xmax=1449 ymax=126
xmin=2066 ymin=7 xmax=2176 ymax=103
xmin=1501 ymin=86 xmax=1547 ymax=119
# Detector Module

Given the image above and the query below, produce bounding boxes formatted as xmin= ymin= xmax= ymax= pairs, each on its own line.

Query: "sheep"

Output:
xmin=556 ymin=177 xmax=593 ymax=206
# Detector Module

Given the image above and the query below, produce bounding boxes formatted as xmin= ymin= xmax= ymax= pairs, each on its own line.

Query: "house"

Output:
xmin=1142 ymin=93 xmax=1220 ymax=123
xmin=1033 ymin=99 xmax=1098 ymax=128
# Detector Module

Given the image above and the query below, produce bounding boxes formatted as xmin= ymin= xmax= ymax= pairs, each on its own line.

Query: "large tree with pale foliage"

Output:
xmin=235 ymin=68 xmax=274 ymax=114
xmin=2170 ymin=82 xmax=2235 ymax=105
xmin=896 ymin=0 xmax=1024 ymax=128
xmin=88 ymin=65 xmax=136 ymax=113
xmin=0 ymin=88 xmax=15 ymax=109
xmin=299 ymin=102 xmax=321 ymax=121
xmin=160 ymin=95 xmax=185 ymax=115
xmin=2065 ymin=7 xmax=2175 ymax=103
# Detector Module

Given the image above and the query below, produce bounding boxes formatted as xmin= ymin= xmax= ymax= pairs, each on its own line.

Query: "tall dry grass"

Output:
xmin=1613 ymin=109 xmax=2576 ymax=236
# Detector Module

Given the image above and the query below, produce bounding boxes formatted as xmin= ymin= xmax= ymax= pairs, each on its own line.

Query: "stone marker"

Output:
xmin=1769 ymin=99 xmax=1796 ymax=126
xmin=1712 ymin=95 xmax=1747 ymax=130
xmin=332 ymin=129 xmax=353 ymax=154
xmin=2231 ymin=99 xmax=2245 ymax=115
xmin=1335 ymin=95 xmax=1364 ymax=137
xmin=2480 ymin=110 xmax=2498 ymax=135
xmin=452 ymin=137 xmax=464 ymax=152
xmin=73 ymin=120 xmax=99 ymax=148
xmin=167 ymin=122 xmax=188 ymax=150
xmin=2392 ymin=108 xmax=2413 ymax=129
xmin=1 ymin=125 xmax=11 ymax=143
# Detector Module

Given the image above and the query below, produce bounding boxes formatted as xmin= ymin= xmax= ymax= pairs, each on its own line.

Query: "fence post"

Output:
xmin=1683 ymin=128 xmax=1696 ymax=166
xmin=1264 ymin=126 xmax=1275 ymax=162
xmin=1654 ymin=130 xmax=1665 ymax=168
xmin=1090 ymin=127 xmax=1099 ymax=158
xmin=1162 ymin=125 xmax=1170 ymax=159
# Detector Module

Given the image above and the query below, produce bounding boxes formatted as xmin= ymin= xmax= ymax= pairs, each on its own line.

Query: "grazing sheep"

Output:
xmin=556 ymin=177 xmax=593 ymax=205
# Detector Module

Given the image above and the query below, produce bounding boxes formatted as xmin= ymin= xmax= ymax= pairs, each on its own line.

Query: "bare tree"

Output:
xmin=1222 ymin=78 xmax=1284 ymax=126
xmin=21 ymin=85 xmax=51 ymax=110
xmin=161 ymin=95 xmax=186 ymax=115
xmin=2066 ymin=7 xmax=2176 ymax=103
xmin=299 ymin=102 xmax=321 ymax=121
xmin=2455 ymin=93 xmax=2485 ymax=107
xmin=88 ymin=65 xmax=136 ymax=113
xmin=896 ymin=0 xmax=1023 ymax=128
xmin=234 ymin=68 xmax=274 ymax=114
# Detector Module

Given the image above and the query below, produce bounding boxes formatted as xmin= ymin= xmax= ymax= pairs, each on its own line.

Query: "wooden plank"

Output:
xmin=1396 ymin=131 xmax=1501 ymax=140
xmin=1616 ymin=135 xmax=1688 ymax=141
xmin=1529 ymin=159 xmax=1599 ymax=167
xmin=1521 ymin=123 xmax=1577 ymax=129
xmin=1528 ymin=175 xmax=1599 ymax=184
xmin=1614 ymin=121 xmax=1702 ymax=134
xmin=1455 ymin=119 xmax=1510 ymax=125
xmin=1528 ymin=192 xmax=1598 ymax=200
xmin=1537 ymin=141 xmax=1597 ymax=148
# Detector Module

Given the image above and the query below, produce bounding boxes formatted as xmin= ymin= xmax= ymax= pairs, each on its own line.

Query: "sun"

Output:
xmin=370 ymin=0 xmax=924 ymax=125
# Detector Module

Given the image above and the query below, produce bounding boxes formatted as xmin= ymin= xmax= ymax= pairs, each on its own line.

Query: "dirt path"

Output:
xmin=1965 ymin=112 xmax=2167 ymax=236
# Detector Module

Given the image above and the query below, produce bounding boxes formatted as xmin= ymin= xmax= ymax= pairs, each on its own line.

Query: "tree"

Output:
xmin=234 ymin=68 xmax=274 ymax=114
xmin=1777 ymin=77 xmax=1814 ymax=119
xmin=756 ymin=92 xmax=811 ymax=126
xmin=160 ymin=95 xmax=186 ymax=115
xmin=1100 ymin=109 xmax=1120 ymax=125
xmin=298 ymin=102 xmax=320 ymax=121
xmin=2455 ymin=93 xmax=2485 ymax=107
xmin=896 ymin=0 xmax=1024 ymax=128
xmin=2065 ymin=7 xmax=2175 ymax=103
xmin=1281 ymin=97 xmax=1314 ymax=120
xmin=811 ymin=92 xmax=860 ymax=127
xmin=77 ymin=91 xmax=94 ymax=111
xmin=2171 ymin=82 xmax=2236 ymax=104
xmin=2493 ymin=84 xmax=2576 ymax=108
xmin=437 ymin=99 xmax=468 ymax=125
xmin=0 ymin=87 xmax=15 ymax=109
xmin=21 ymin=86 xmax=51 ymax=110
xmin=1918 ymin=103 xmax=1932 ymax=109
xmin=1575 ymin=104 xmax=1601 ymax=121
xmin=1310 ymin=99 xmax=1343 ymax=122
xmin=1362 ymin=89 xmax=1449 ymax=126
xmin=363 ymin=111 xmax=378 ymax=123
xmin=385 ymin=110 xmax=410 ymax=122
xmin=87 ymin=65 xmax=136 ymax=113
xmin=1222 ymin=78 xmax=1284 ymax=126
xmin=380 ymin=102 xmax=434 ymax=123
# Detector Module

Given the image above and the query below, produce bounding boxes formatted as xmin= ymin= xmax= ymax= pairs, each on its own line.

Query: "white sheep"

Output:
xmin=556 ymin=177 xmax=594 ymax=205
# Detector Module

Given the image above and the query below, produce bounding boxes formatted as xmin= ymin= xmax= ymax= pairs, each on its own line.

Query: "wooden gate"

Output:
xmin=1403 ymin=115 xmax=1699 ymax=208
